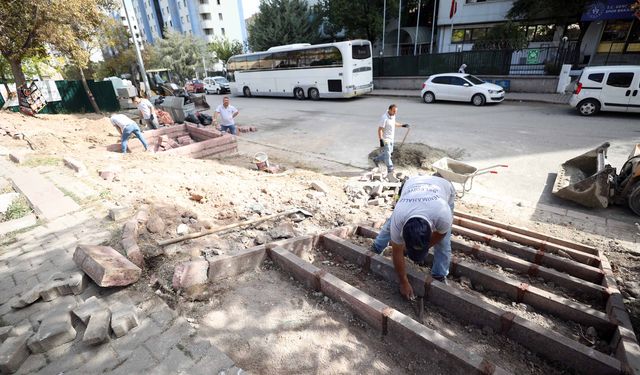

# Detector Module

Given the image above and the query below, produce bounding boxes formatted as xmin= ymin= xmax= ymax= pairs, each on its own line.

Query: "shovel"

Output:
xmin=398 ymin=126 xmax=411 ymax=149
xmin=158 ymin=207 xmax=313 ymax=246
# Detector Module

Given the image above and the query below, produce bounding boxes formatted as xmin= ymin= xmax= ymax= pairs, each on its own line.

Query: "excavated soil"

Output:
xmin=367 ymin=142 xmax=466 ymax=169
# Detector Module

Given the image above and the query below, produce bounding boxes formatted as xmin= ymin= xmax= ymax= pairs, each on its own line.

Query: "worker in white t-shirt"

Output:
xmin=214 ymin=97 xmax=239 ymax=135
xmin=372 ymin=175 xmax=455 ymax=300
xmin=132 ymin=96 xmax=159 ymax=129
xmin=372 ymin=104 xmax=409 ymax=182
xmin=110 ymin=114 xmax=149 ymax=153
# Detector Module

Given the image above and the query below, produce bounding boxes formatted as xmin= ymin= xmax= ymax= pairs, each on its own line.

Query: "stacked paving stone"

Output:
xmin=343 ymin=169 xmax=404 ymax=208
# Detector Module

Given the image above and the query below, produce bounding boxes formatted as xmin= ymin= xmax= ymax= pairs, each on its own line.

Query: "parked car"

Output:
xmin=570 ymin=65 xmax=640 ymax=116
xmin=203 ymin=76 xmax=230 ymax=94
xmin=420 ymin=73 xmax=505 ymax=106
xmin=185 ymin=79 xmax=205 ymax=93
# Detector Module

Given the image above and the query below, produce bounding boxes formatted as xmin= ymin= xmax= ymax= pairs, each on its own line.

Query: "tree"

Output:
xmin=155 ymin=31 xmax=213 ymax=82
xmin=0 ymin=0 xmax=116 ymax=87
xmin=316 ymin=0 xmax=398 ymax=42
xmin=507 ymin=0 xmax=592 ymax=45
xmin=473 ymin=22 xmax=528 ymax=50
xmin=209 ymin=37 xmax=244 ymax=64
xmin=247 ymin=0 xmax=321 ymax=51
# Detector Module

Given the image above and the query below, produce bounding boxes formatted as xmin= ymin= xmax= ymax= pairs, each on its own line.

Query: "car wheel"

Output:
xmin=294 ymin=88 xmax=305 ymax=100
xmin=628 ymin=182 xmax=640 ymax=216
xmin=308 ymin=87 xmax=320 ymax=100
xmin=243 ymin=86 xmax=251 ymax=97
xmin=472 ymin=94 xmax=486 ymax=106
xmin=423 ymin=92 xmax=435 ymax=103
xmin=216 ymin=88 xmax=220 ymax=95
xmin=577 ymin=99 xmax=600 ymax=116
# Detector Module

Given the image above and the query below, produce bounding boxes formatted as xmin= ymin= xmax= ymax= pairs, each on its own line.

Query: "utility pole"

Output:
xmin=430 ymin=0 xmax=437 ymax=54
xmin=122 ymin=0 xmax=150 ymax=97
xmin=396 ymin=0 xmax=402 ymax=56
xmin=414 ymin=0 xmax=422 ymax=55
xmin=381 ymin=0 xmax=386 ymax=56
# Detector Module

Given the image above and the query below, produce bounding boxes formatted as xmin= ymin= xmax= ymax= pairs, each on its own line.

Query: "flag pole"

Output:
xmin=396 ymin=0 xmax=402 ymax=56
xmin=382 ymin=0 xmax=387 ymax=56
xmin=414 ymin=0 xmax=422 ymax=55
xmin=430 ymin=0 xmax=437 ymax=54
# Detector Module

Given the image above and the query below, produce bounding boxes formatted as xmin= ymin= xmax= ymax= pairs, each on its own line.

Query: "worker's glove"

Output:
xmin=379 ymin=139 xmax=384 ymax=148
xmin=402 ymin=124 xmax=410 ymax=128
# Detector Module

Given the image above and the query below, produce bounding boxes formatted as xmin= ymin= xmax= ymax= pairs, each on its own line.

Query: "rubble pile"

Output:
xmin=344 ymin=168 xmax=404 ymax=208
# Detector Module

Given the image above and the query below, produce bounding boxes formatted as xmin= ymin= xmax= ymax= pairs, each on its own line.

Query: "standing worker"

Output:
xmin=458 ymin=64 xmax=467 ymax=73
xmin=371 ymin=175 xmax=455 ymax=300
xmin=214 ymin=97 xmax=239 ymax=135
xmin=110 ymin=114 xmax=150 ymax=153
xmin=373 ymin=104 xmax=409 ymax=182
xmin=132 ymin=96 xmax=159 ymax=129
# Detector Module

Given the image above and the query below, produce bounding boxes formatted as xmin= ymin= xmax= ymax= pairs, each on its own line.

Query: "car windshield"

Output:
xmin=214 ymin=77 xmax=229 ymax=83
xmin=192 ymin=80 xmax=202 ymax=84
xmin=465 ymin=75 xmax=484 ymax=85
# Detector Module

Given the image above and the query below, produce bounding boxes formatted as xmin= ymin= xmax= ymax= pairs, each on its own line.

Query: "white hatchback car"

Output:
xmin=420 ymin=73 xmax=505 ymax=106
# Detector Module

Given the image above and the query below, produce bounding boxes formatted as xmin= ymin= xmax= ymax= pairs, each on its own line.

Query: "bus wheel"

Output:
xmin=243 ymin=86 xmax=252 ymax=97
xmin=294 ymin=88 xmax=305 ymax=100
xmin=308 ymin=88 xmax=320 ymax=100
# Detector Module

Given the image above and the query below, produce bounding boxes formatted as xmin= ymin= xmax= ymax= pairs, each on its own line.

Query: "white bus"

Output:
xmin=226 ymin=40 xmax=373 ymax=100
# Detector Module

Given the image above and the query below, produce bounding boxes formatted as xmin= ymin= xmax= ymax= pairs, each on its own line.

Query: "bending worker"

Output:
xmin=110 ymin=114 xmax=149 ymax=153
xmin=373 ymin=104 xmax=409 ymax=182
xmin=132 ymin=96 xmax=159 ymax=130
xmin=371 ymin=175 xmax=455 ymax=300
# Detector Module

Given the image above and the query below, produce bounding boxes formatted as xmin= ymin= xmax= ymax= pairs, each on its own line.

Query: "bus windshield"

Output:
xmin=352 ymin=45 xmax=371 ymax=59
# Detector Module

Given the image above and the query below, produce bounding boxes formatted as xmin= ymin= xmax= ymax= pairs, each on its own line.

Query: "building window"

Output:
xmin=201 ymin=13 xmax=211 ymax=20
xmin=200 ymin=0 xmax=208 ymax=4
xmin=564 ymin=23 xmax=581 ymax=41
xmin=187 ymin=14 xmax=190 ymax=22
xmin=598 ymin=20 xmax=639 ymax=53
xmin=524 ymin=24 xmax=556 ymax=42
xmin=218 ymin=13 xmax=223 ymax=21
xmin=204 ymin=28 xmax=214 ymax=35
xmin=217 ymin=0 xmax=221 ymax=4
xmin=221 ymin=27 xmax=225 ymax=36
xmin=183 ymin=0 xmax=187 ymax=7
xmin=451 ymin=27 xmax=489 ymax=43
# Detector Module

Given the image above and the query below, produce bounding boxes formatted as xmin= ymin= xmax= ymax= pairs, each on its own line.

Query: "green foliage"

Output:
xmin=473 ymin=22 xmax=528 ymax=51
xmin=247 ymin=0 xmax=322 ymax=52
xmin=155 ymin=31 xmax=213 ymax=82
xmin=316 ymin=0 xmax=397 ymax=42
xmin=0 ymin=0 xmax=117 ymax=85
xmin=208 ymin=37 xmax=244 ymax=64
xmin=507 ymin=0 xmax=591 ymax=23
xmin=2 ymin=196 xmax=31 ymax=222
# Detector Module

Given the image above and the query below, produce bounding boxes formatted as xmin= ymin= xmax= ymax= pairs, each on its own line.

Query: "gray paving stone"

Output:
xmin=0 ymin=334 xmax=30 ymax=374
xmin=41 ymin=341 xmax=86 ymax=374
xmin=0 ymin=326 xmax=13 ymax=341
xmin=144 ymin=318 xmax=194 ymax=361
xmin=83 ymin=309 xmax=111 ymax=345
xmin=34 ymin=309 xmax=76 ymax=352
xmin=14 ymin=353 xmax=46 ymax=375
xmin=188 ymin=351 xmax=236 ymax=375
xmin=152 ymin=345 xmax=194 ymax=374
xmin=110 ymin=318 xmax=163 ymax=359
xmin=149 ymin=306 xmax=177 ymax=327
xmin=110 ymin=303 xmax=139 ymax=338
xmin=71 ymin=345 xmax=121 ymax=374
xmin=72 ymin=296 xmax=107 ymax=325
xmin=110 ymin=345 xmax=155 ymax=375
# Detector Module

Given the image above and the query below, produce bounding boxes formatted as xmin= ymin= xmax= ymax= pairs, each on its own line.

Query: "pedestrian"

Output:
xmin=458 ymin=63 xmax=467 ymax=74
xmin=132 ymin=96 xmax=160 ymax=129
xmin=371 ymin=175 xmax=455 ymax=300
xmin=110 ymin=114 xmax=150 ymax=153
xmin=214 ymin=96 xmax=239 ymax=135
xmin=373 ymin=104 xmax=409 ymax=182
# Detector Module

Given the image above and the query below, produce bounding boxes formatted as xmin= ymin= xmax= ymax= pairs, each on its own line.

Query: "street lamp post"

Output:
xmin=396 ymin=0 xmax=402 ymax=56
xmin=122 ymin=0 xmax=150 ymax=97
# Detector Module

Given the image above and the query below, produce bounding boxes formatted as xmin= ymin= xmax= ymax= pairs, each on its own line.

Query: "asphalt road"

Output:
xmin=205 ymin=93 xmax=640 ymax=221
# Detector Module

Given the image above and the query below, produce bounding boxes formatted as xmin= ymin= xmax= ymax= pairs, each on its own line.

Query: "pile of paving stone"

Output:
xmin=343 ymin=169 xmax=405 ymax=208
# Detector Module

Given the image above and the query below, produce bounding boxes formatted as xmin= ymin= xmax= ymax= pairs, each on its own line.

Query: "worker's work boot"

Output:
xmin=432 ymin=276 xmax=448 ymax=285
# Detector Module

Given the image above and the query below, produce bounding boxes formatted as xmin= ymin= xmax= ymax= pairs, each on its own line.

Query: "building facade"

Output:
xmin=131 ymin=0 xmax=246 ymax=45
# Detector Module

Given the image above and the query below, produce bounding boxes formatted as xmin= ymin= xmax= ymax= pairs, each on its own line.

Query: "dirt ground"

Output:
xmin=1 ymin=111 xmax=639 ymax=373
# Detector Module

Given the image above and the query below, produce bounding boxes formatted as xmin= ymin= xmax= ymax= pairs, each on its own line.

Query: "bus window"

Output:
xmin=352 ymin=44 xmax=371 ymax=59
xmin=246 ymin=55 xmax=260 ymax=70
xmin=258 ymin=53 xmax=273 ymax=70
xmin=306 ymin=47 xmax=342 ymax=67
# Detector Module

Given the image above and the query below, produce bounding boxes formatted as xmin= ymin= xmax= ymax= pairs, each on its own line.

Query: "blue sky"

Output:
xmin=242 ymin=0 xmax=260 ymax=18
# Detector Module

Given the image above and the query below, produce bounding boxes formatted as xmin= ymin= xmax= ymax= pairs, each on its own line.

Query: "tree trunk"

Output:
xmin=8 ymin=57 xmax=26 ymax=88
xmin=79 ymin=67 xmax=101 ymax=114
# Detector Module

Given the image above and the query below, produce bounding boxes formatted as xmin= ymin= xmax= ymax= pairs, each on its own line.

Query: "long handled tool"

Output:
xmin=398 ymin=126 xmax=411 ymax=149
xmin=158 ymin=207 xmax=313 ymax=247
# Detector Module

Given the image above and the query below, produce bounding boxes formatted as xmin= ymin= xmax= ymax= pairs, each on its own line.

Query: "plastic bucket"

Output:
xmin=254 ymin=152 xmax=269 ymax=171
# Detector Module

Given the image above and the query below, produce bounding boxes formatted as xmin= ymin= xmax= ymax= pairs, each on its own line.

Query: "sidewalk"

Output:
xmin=368 ymin=89 xmax=572 ymax=105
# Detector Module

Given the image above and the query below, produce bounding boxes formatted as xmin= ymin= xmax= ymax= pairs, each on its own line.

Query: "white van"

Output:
xmin=570 ymin=65 xmax=640 ymax=116
xmin=203 ymin=76 xmax=230 ymax=95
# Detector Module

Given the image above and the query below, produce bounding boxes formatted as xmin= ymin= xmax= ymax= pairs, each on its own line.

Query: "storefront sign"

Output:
xmin=526 ymin=49 xmax=540 ymax=64
xmin=582 ymin=0 xmax=635 ymax=21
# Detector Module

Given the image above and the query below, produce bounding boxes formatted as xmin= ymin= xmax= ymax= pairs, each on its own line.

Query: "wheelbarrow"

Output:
xmin=432 ymin=157 xmax=508 ymax=197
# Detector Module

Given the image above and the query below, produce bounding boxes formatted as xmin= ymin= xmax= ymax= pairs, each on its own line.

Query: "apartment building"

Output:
xmin=131 ymin=0 xmax=246 ymax=45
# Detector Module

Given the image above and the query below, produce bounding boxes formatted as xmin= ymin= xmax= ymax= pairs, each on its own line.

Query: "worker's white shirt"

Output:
xmin=137 ymin=99 xmax=154 ymax=119
xmin=379 ymin=111 xmax=396 ymax=142
xmin=110 ymin=114 xmax=135 ymax=132
xmin=390 ymin=176 xmax=455 ymax=245
xmin=215 ymin=104 xmax=238 ymax=126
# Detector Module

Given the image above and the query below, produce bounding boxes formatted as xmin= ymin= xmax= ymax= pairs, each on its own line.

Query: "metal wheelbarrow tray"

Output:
xmin=432 ymin=158 xmax=507 ymax=197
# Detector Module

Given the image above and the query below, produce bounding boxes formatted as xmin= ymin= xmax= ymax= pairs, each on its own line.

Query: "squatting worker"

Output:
xmin=371 ymin=175 xmax=455 ymax=300
xmin=372 ymin=104 xmax=409 ymax=182
xmin=214 ymin=96 xmax=239 ymax=135
xmin=110 ymin=114 xmax=149 ymax=153
xmin=132 ymin=96 xmax=159 ymax=129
